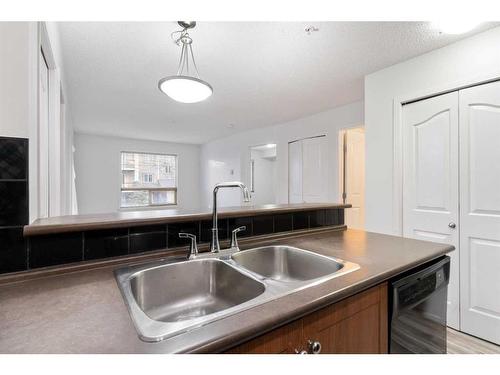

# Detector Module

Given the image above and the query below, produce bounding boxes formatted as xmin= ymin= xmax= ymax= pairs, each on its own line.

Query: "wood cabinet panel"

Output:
xmin=226 ymin=320 xmax=302 ymax=354
xmin=226 ymin=282 xmax=388 ymax=354
xmin=302 ymin=282 xmax=388 ymax=354
xmin=310 ymin=303 xmax=381 ymax=353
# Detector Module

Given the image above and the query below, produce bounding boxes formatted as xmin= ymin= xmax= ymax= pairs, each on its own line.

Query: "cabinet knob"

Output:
xmin=448 ymin=222 xmax=456 ymax=229
xmin=308 ymin=340 xmax=322 ymax=354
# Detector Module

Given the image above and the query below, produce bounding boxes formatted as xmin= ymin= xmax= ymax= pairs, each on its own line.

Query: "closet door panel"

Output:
xmin=288 ymin=141 xmax=303 ymax=203
xmin=402 ymin=91 xmax=460 ymax=329
xmin=302 ymin=136 xmax=327 ymax=203
xmin=459 ymin=81 xmax=500 ymax=345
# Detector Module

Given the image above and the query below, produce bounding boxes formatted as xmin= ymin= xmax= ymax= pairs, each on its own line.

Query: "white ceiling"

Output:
xmin=57 ymin=22 xmax=497 ymax=144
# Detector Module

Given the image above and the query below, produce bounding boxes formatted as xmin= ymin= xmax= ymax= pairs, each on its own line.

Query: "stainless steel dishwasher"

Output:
xmin=389 ymin=256 xmax=450 ymax=354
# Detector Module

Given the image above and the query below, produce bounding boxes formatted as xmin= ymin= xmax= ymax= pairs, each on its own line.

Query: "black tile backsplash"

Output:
xmin=129 ymin=224 xmax=167 ymax=234
xmin=129 ymin=225 xmax=167 ymax=254
xmin=29 ymin=232 xmax=83 ymax=268
xmin=309 ymin=210 xmax=326 ymax=228
xmin=228 ymin=216 xmax=253 ymax=237
xmin=84 ymin=228 xmax=129 ymax=260
xmin=253 ymin=215 xmax=274 ymax=236
xmin=338 ymin=209 xmax=344 ymax=225
xmin=292 ymin=211 xmax=309 ymax=230
xmin=0 ymin=137 xmax=29 ymax=274
xmin=168 ymin=221 xmax=200 ymax=248
xmin=130 ymin=232 xmax=167 ymax=254
xmin=274 ymin=213 xmax=293 ymax=233
xmin=325 ymin=208 xmax=340 ymax=226
xmin=0 ymin=181 xmax=28 ymax=226
xmin=0 ymin=227 xmax=27 ymax=273
xmin=0 ymin=137 xmax=28 ymax=180
xmin=1 ymin=205 xmax=345 ymax=274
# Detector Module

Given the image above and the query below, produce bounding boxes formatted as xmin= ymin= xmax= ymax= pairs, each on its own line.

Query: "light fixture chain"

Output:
xmin=185 ymin=41 xmax=189 ymax=76
xmin=173 ymin=28 xmax=202 ymax=78
xmin=188 ymin=43 xmax=201 ymax=79
xmin=176 ymin=42 xmax=185 ymax=75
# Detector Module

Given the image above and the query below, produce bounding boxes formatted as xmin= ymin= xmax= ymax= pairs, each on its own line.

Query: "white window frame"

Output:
xmin=119 ymin=151 xmax=178 ymax=209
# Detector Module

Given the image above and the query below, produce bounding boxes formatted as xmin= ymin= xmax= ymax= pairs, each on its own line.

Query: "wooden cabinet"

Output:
xmin=226 ymin=282 xmax=388 ymax=354
xmin=225 ymin=320 xmax=303 ymax=354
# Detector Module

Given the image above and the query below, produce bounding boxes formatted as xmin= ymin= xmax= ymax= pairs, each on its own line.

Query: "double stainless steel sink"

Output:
xmin=115 ymin=245 xmax=359 ymax=342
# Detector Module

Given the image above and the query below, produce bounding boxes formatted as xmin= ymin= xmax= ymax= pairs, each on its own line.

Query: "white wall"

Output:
xmin=200 ymin=101 xmax=364 ymax=208
xmin=365 ymin=26 xmax=500 ymax=235
xmin=0 ymin=22 xmax=32 ymax=138
xmin=74 ymin=133 xmax=201 ymax=214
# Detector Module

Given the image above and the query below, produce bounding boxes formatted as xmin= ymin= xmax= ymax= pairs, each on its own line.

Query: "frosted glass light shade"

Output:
xmin=432 ymin=20 xmax=480 ymax=34
xmin=158 ymin=76 xmax=213 ymax=103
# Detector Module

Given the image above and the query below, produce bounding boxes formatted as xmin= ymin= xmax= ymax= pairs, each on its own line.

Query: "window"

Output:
xmin=120 ymin=152 xmax=177 ymax=208
xmin=142 ymin=173 xmax=153 ymax=183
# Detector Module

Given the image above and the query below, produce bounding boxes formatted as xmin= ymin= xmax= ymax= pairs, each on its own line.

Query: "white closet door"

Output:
xmin=459 ymin=81 xmax=500 ymax=344
xmin=302 ymin=136 xmax=326 ymax=203
xmin=402 ymin=91 xmax=460 ymax=329
xmin=288 ymin=141 xmax=303 ymax=203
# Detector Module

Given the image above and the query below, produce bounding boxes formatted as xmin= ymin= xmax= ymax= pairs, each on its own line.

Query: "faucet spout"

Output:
xmin=210 ymin=181 xmax=251 ymax=252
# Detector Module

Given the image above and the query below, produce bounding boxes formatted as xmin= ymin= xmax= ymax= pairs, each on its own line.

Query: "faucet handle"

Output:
xmin=179 ymin=233 xmax=198 ymax=259
xmin=230 ymin=226 xmax=246 ymax=251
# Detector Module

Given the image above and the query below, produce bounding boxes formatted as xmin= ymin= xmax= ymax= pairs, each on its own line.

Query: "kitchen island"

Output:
xmin=0 ymin=228 xmax=453 ymax=353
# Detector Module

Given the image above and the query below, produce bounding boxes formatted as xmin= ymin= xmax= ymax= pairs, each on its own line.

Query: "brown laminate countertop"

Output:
xmin=0 ymin=229 xmax=453 ymax=353
xmin=23 ymin=203 xmax=351 ymax=236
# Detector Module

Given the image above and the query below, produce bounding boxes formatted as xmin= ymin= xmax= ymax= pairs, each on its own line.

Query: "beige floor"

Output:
xmin=447 ymin=328 xmax=500 ymax=354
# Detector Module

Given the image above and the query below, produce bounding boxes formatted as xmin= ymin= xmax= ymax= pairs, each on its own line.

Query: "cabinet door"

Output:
xmin=402 ymin=92 xmax=460 ymax=329
xmin=459 ymin=81 xmax=500 ymax=345
xmin=226 ymin=320 xmax=303 ymax=354
xmin=301 ymin=283 xmax=388 ymax=354
xmin=225 ymin=283 xmax=388 ymax=354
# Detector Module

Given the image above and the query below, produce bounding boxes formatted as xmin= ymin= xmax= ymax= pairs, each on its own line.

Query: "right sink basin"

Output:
xmin=231 ymin=245 xmax=347 ymax=282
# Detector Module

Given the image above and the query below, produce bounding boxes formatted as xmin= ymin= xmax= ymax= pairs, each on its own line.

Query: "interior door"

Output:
xmin=344 ymin=128 xmax=365 ymax=229
xmin=288 ymin=140 xmax=303 ymax=203
xmin=402 ymin=91 xmax=460 ymax=329
xmin=459 ymin=81 xmax=500 ymax=345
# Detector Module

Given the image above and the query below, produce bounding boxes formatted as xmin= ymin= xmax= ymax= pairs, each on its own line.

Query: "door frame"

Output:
xmin=392 ymin=74 xmax=500 ymax=236
xmin=40 ymin=22 xmax=63 ymax=218
xmin=338 ymin=126 xmax=365 ymax=204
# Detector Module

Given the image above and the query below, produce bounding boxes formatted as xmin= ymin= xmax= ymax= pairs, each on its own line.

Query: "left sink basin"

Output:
xmin=115 ymin=258 xmax=266 ymax=342
xmin=130 ymin=258 xmax=265 ymax=322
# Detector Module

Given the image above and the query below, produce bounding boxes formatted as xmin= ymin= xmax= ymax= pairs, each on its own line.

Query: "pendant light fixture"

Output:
xmin=158 ymin=21 xmax=213 ymax=103
xmin=432 ymin=20 xmax=480 ymax=35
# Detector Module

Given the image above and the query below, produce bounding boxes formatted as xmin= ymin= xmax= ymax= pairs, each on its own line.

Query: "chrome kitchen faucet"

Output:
xmin=210 ymin=181 xmax=251 ymax=252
